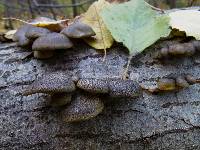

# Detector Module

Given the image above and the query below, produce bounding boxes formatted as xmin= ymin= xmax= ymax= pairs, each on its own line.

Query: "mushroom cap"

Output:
xmin=25 ymin=26 xmax=51 ymax=40
xmin=157 ymin=78 xmax=176 ymax=91
xmin=108 ymin=79 xmax=141 ymax=98
xmin=62 ymin=94 xmax=104 ymax=122
xmin=13 ymin=25 xmax=32 ymax=47
xmin=77 ymin=78 xmax=109 ymax=94
xmin=168 ymin=43 xmax=195 ymax=56
xmin=32 ymin=33 xmax=73 ymax=51
xmin=176 ymin=76 xmax=190 ymax=88
xmin=61 ymin=22 xmax=95 ymax=38
xmin=185 ymin=74 xmax=196 ymax=84
xmin=22 ymin=72 xmax=76 ymax=96
xmin=50 ymin=93 xmax=72 ymax=107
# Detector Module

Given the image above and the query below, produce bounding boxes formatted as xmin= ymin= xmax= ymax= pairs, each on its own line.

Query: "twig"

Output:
xmin=2 ymin=17 xmax=70 ymax=24
xmin=144 ymin=1 xmax=165 ymax=13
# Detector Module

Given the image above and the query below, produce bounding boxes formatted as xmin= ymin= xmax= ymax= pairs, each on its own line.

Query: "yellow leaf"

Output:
xmin=3 ymin=17 xmax=68 ymax=32
xmin=81 ymin=0 xmax=114 ymax=52
xmin=30 ymin=17 xmax=68 ymax=32
xmin=169 ymin=10 xmax=200 ymax=40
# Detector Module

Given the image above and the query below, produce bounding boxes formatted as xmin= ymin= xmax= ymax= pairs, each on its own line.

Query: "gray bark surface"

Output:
xmin=0 ymin=39 xmax=200 ymax=150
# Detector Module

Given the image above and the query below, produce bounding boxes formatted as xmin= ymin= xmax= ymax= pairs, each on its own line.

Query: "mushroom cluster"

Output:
xmin=156 ymin=40 xmax=200 ymax=58
xmin=13 ymin=20 xmax=95 ymax=59
xmin=141 ymin=74 xmax=199 ymax=93
xmin=22 ymin=72 xmax=141 ymax=122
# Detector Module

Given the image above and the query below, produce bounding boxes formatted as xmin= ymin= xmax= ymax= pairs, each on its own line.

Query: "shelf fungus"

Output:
xmin=22 ymin=73 xmax=76 ymax=107
xmin=77 ymin=78 xmax=141 ymax=98
xmin=62 ymin=94 xmax=104 ymax=122
xmin=22 ymin=72 xmax=142 ymax=122
xmin=156 ymin=41 xmax=200 ymax=58
xmin=61 ymin=21 xmax=95 ymax=38
xmin=142 ymin=74 xmax=200 ymax=93
xmin=32 ymin=33 xmax=73 ymax=59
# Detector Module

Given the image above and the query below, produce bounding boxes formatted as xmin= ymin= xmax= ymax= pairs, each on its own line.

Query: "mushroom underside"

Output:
xmin=62 ymin=94 xmax=104 ymax=122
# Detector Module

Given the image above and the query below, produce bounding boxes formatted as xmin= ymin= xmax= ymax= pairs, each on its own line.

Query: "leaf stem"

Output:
xmin=122 ymin=55 xmax=132 ymax=80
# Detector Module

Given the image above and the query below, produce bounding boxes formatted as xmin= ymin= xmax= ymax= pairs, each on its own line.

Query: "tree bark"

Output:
xmin=0 ymin=36 xmax=200 ymax=149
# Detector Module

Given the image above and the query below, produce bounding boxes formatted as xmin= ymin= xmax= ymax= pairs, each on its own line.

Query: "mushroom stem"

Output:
xmin=34 ymin=51 xmax=54 ymax=59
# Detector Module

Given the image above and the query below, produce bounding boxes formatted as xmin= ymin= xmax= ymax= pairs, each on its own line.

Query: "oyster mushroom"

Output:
xmin=176 ymin=76 xmax=190 ymax=88
xmin=62 ymin=94 xmax=104 ymax=122
xmin=77 ymin=78 xmax=141 ymax=98
xmin=185 ymin=74 xmax=197 ymax=84
xmin=157 ymin=78 xmax=176 ymax=91
xmin=32 ymin=33 xmax=73 ymax=59
xmin=25 ymin=26 xmax=51 ymax=40
xmin=13 ymin=25 xmax=32 ymax=47
xmin=61 ymin=22 xmax=95 ymax=38
xmin=22 ymin=72 xmax=76 ymax=107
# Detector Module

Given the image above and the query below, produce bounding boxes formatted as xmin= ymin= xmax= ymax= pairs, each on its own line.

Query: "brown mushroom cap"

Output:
xmin=13 ymin=25 xmax=32 ymax=47
xmin=157 ymin=78 xmax=176 ymax=91
xmin=22 ymin=72 xmax=76 ymax=96
xmin=62 ymin=94 xmax=104 ymax=122
xmin=25 ymin=26 xmax=51 ymax=40
xmin=61 ymin=22 xmax=95 ymax=38
xmin=176 ymin=76 xmax=190 ymax=88
xmin=32 ymin=33 xmax=73 ymax=51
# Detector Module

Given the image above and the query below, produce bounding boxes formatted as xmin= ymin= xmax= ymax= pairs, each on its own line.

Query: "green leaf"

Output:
xmin=169 ymin=10 xmax=200 ymax=40
xmin=100 ymin=0 xmax=170 ymax=55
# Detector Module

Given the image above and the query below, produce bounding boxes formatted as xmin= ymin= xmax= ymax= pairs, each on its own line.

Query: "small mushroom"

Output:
xmin=77 ymin=78 xmax=109 ymax=94
xmin=160 ymin=47 xmax=169 ymax=57
xmin=108 ymin=79 xmax=141 ymax=98
xmin=185 ymin=74 xmax=197 ymax=84
xmin=25 ymin=26 xmax=51 ymax=40
xmin=176 ymin=76 xmax=190 ymax=88
xmin=13 ymin=25 xmax=32 ymax=47
xmin=61 ymin=22 xmax=95 ymax=38
xmin=157 ymin=78 xmax=176 ymax=91
xmin=32 ymin=33 xmax=73 ymax=59
xmin=22 ymin=72 xmax=75 ymax=107
xmin=62 ymin=94 xmax=104 ymax=122
xmin=168 ymin=43 xmax=195 ymax=56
